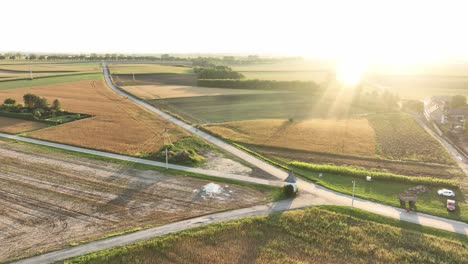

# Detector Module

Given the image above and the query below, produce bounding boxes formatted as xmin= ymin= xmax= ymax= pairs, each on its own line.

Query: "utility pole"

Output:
xmin=29 ymin=65 xmax=33 ymax=80
xmin=161 ymin=128 xmax=172 ymax=169
xmin=133 ymin=72 xmax=135 ymax=82
xmin=351 ymin=180 xmax=356 ymax=208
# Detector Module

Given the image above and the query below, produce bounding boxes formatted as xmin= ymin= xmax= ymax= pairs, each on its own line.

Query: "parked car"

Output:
xmin=447 ymin=199 xmax=456 ymax=211
xmin=437 ymin=189 xmax=455 ymax=197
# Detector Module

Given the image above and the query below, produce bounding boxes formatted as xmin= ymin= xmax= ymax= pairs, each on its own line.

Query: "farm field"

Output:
xmin=249 ymin=144 xmax=463 ymax=179
xmin=0 ymin=140 xmax=271 ymax=263
xmin=0 ymin=63 xmax=100 ymax=82
xmin=120 ymin=85 xmax=274 ymax=100
xmin=204 ymin=119 xmax=376 ymax=157
xmin=108 ymin=63 xmax=192 ymax=74
xmin=368 ymin=113 xmax=454 ymax=164
xmin=113 ymin=73 xmax=197 ymax=86
xmin=149 ymin=91 xmax=369 ymax=124
xmin=231 ymin=60 xmax=333 ymax=83
xmin=66 ymin=206 xmax=468 ymax=264
xmin=203 ymin=115 xmax=460 ymax=178
xmin=0 ymin=116 xmax=48 ymax=133
xmin=0 ymin=80 xmax=188 ymax=155
xmin=0 ymin=73 xmax=102 ymax=90
xmin=366 ymin=75 xmax=468 ymax=99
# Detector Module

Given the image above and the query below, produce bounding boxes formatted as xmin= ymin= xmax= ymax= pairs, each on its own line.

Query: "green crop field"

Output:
xmin=368 ymin=113 xmax=454 ymax=165
xmin=0 ymin=73 xmax=102 ymax=90
xmin=65 ymin=206 xmax=467 ymax=264
xmin=149 ymin=91 xmax=370 ymax=124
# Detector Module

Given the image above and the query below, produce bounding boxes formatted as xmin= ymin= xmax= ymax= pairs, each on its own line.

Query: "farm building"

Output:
xmin=424 ymin=96 xmax=450 ymax=124
xmin=424 ymin=96 xmax=468 ymax=127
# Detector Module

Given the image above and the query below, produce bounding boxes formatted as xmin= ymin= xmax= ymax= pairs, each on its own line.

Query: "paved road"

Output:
xmin=0 ymin=132 xmax=280 ymax=187
xmin=102 ymin=64 xmax=289 ymax=181
xmin=8 ymin=66 xmax=468 ymax=263
xmin=101 ymin=64 xmax=467 ymax=234
xmin=413 ymin=115 xmax=468 ymax=176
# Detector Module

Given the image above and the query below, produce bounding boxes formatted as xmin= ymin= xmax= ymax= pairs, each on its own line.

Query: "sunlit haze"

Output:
xmin=2 ymin=0 xmax=468 ymax=64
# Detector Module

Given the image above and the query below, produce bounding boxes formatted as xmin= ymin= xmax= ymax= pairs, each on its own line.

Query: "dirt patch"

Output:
xmin=0 ymin=142 xmax=268 ymax=263
xmin=0 ymin=116 xmax=48 ymax=133
xmin=201 ymin=151 xmax=252 ymax=175
xmin=0 ymin=80 xmax=188 ymax=155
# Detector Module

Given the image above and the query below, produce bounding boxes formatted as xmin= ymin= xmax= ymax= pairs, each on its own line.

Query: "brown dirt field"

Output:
xmin=0 ymin=80 xmax=188 ymax=155
xmin=0 ymin=141 xmax=268 ymax=263
xmin=0 ymin=116 xmax=48 ymax=134
xmin=121 ymin=85 xmax=270 ymax=100
xmin=205 ymin=119 xmax=376 ymax=157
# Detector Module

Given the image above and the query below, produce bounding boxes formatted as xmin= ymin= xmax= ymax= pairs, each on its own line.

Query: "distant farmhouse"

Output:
xmin=424 ymin=96 xmax=468 ymax=130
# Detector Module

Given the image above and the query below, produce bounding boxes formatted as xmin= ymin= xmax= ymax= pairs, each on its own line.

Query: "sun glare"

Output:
xmin=336 ymin=60 xmax=366 ymax=87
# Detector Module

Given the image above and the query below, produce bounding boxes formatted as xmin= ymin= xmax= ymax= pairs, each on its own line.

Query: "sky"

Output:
xmin=2 ymin=0 xmax=468 ymax=63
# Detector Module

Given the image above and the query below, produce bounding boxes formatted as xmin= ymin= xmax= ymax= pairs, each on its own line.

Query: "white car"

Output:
xmin=437 ymin=189 xmax=455 ymax=197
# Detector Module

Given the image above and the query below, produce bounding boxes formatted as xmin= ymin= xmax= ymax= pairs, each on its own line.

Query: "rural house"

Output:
xmin=424 ymin=96 xmax=468 ymax=128
xmin=424 ymin=96 xmax=450 ymax=124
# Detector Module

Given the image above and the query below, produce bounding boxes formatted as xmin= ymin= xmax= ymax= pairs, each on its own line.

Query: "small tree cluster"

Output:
xmin=1 ymin=94 xmax=63 ymax=119
xmin=194 ymin=66 xmax=244 ymax=79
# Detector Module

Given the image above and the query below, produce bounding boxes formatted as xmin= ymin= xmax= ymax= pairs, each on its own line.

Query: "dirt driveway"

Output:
xmin=0 ymin=141 xmax=267 ymax=263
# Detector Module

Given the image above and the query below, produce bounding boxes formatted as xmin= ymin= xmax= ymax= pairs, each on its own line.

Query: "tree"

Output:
xmin=3 ymin=98 xmax=16 ymax=105
xmin=52 ymin=99 xmax=62 ymax=111
xmin=36 ymin=97 xmax=48 ymax=109
xmin=23 ymin=93 xmax=39 ymax=109
xmin=451 ymin=95 xmax=467 ymax=108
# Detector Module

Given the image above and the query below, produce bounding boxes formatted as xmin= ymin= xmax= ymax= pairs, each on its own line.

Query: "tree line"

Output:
xmin=194 ymin=65 xmax=244 ymax=79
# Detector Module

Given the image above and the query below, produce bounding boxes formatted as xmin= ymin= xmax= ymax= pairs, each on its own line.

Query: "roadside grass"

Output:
xmin=0 ymin=73 xmax=102 ymax=89
xmin=368 ymin=112 xmax=454 ymax=165
xmin=292 ymin=166 xmax=467 ymax=222
xmin=0 ymin=137 xmax=285 ymax=202
xmin=146 ymin=135 xmax=213 ymax=165
xmin=63 ymin=206 xmax=468 ymax=264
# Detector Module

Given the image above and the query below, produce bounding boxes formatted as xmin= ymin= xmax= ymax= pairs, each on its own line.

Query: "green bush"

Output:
xmin=33 ymin=110 xmax=42 ymax=119
xmin=290 ymin=161 xmax=458 ymax=187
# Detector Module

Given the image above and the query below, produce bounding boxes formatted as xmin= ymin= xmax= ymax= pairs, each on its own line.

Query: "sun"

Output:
xmin=336 ymin=59 xmax=366 ymax=87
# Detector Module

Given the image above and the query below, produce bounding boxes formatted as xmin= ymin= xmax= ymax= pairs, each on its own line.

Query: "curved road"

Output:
xmin=8 ymin=65 xmax=468 ymax=263
xmin=101 ymin=63 xmax=467 ymax=234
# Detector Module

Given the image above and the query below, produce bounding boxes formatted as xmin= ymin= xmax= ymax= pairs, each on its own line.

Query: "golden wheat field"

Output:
xmin=0 ymin=116 xmax=48 ymax=134
xmin=0 ymin=80 xmax=188 ymax=155
xmin=204 ymin=119 xmax=376 ymax=157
